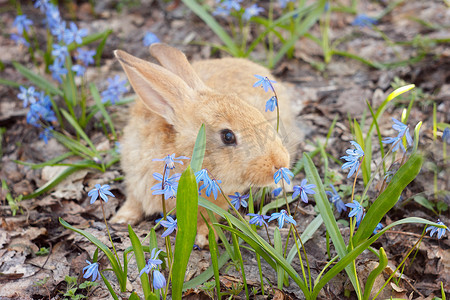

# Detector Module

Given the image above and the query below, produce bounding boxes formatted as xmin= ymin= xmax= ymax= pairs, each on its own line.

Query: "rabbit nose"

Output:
xmin=271 ymin=149 xmax=290 ymax=171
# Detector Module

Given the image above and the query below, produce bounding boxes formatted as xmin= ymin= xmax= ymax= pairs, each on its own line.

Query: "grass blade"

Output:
xmin=128 ymin=225 xmax=151 ymax=298
xmin=90 ymin=83 xmax=117 ymax=139
xmin=190 ymin=124 xmax=206 ymax=173
xmin=60 ymin=109 xmax=98 ymax=153
xmin=12 ymin=62 xmax=63 ymax=96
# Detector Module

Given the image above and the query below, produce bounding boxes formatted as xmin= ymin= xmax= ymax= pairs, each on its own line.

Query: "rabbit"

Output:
xmin=111 ymin=43 xmax=298 ymax=247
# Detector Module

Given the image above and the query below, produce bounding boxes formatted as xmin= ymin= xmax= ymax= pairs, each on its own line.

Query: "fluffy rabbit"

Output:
xmin=111 ymin=44 xmax=296 ymax=247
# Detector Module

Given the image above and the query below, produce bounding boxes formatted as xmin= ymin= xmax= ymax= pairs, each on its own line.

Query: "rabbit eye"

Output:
xmin=220 ymin=129 xmax=237 ymax=145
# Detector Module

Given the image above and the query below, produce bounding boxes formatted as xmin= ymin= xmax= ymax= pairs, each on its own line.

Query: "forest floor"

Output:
xmin=0 ymin=0 xmax=449 ymax=299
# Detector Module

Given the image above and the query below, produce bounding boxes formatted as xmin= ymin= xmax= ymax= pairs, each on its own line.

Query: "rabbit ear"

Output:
xmin=114 ymin=50 xmax=194 ymax=125
xmin=149 ymin=43 xmax=209 ymax=91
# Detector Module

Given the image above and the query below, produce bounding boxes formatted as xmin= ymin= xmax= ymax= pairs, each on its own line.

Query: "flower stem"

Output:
xmin=100 ymin=200 xmax=120 ymax=263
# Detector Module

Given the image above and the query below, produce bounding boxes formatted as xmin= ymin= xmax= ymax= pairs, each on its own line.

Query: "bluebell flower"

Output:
xmin=143 ymin=32 xmax=160 ymax=46
xmin=426 ymin=219 xmax=449 ymax=239
xmin=72 ymin=65 xmax=86 ymax=77
xmin=50 ymin=20 xmax=66 ymax=41
xmin=63 ymin=22 xmax=88 ymax=45
xmin=160 ymin=215 xmax=177 ymax=237
xmin=247 ymin=213 xmax=270 ymax=227
xmin=221 ymin=0 xmax=242 ymax=11
xmin=26 ymin=105 xmax=41 ymax=127
xmin=139 ymin=248 xmax=163 ymax=277
xmin=152 ymin=269 xmax=166 ymax=289
xmin=88 ymin=184 xmax=115 ymax=204
xmin=325 ymin=184 xmax=346 ymax=213
xmin=39 ymin=126 xmax=53 ymax=144
xmin=243 ymin=4 xmax=264 ymax=21
xmin=76 ymin=48 xmax=96 ymax=66
xmin=51 ymin=44 xmax=68 ymax=62
xmin=272 ymin=187 xmax=282 ymax=197
xmin=151 ymin=172 xmax=181 ymax=200
xmin=229 ymin=192 xmax=249 ymax=210
xmin=34 ymin=0 xmax=50 ymax=12
xmin=101 ymin=75 xmax=128 ymax=104
xmin=202 ymin=179 xmax=222 ymax=200
xmin=341 ymin=141 xmax=364 ymax=178
xmin=269 ymin=209 xmax=296 ymax=229
xmin=273 ymin=167 xmax=294 ymax=185
xmin=265 ymin=96 xmax=277 ymax=112
xmin=373 ymin=223 xmax=383 ymax=235
xmin=382 ymin=118 xmax=413 ymax=152
xmin=279 ymin=0 xmax=295 ymax=8
xmin=443 ymin=128 xmax=450 ymax=145
xmin=45 ymin=4 xmax=63 ymax=32
xmin=18 ymin=86 xmax=38 ymax=107
xmin=82 ymin=260 xmax=100 ymax=281
xmin=212 ymin=6 xmax=231 ymax=17
xmin=11 ymin=34 xmax=30 ymax=47
xmin=13 ymin=15 xmax=33 ymax=33
xmin=346 ymin=200 xmax=364 ymax=224
xmin=49 ymin=59 xmax=67 ymax=83
xmin=153 ymin=153 xmax=189 ymax=169
xmin=292 ymin=179 xmax=316 ymax=203
xmin=352 ymin=14 xmax=377 ymax=28
xmin=196 ymin=169 xmax=221 ymax=199
xmin=253 ymin=75 xmax=276 ymax=93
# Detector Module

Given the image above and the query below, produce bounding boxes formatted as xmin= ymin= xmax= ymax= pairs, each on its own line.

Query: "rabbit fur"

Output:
xmin=111 ymin=43 xmax=297 ymax=247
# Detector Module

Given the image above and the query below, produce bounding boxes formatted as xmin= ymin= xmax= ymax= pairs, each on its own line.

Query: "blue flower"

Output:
xmin=247 ymin=213 xmax=270 ymax=227
xmin=265 ymin=96 xmax=277 ymax=112
xmin=272 ymin=187 xmax=282 ymax=197
xmin=34 ymin=0 xmax=50 ymax=12
xmin=51 ymin=44 xmax=68 ymax=62
xmin=229 ymin=192 xmax=249 ymax=210
xmin=143 ymin=32 xmax=160 ymax=46
xmin=101 ymin=75 xmax=128 ymax=104
xmin=351 ymin=14 xmax=377 ymax=28
xmin=72 ymin=65 xmax=86 ymax=77
xmin=82 ymin=260 xmax=100 ymax=281
xmin=325 ymin=184 xmax=346 ymax=213
xmin=345 ymin=200 xmax=364 ymax=224
xmin=139 ymin=248 xmax=163 ymax=277
xmin=39 ymin=126 xmax=53 ymax=144
xmin=76 ymin=48 xmax=96 ymax=66
xmin=13 ymin=15 xmax=33 ymax=33
xmin=26 ymin=105 xmax=41 ymax=127
xmin=273 ymin=167 xmax=294 ymax=185
xmin=88 ymin=184 xmax=115 ymax=204
xmin=152 ymin=269 xmax=166 ymax=289
xmin=153 ymin=153 xmax=189 ymax=169
xmin=202 ymin=179 xmax=222 ymax=200
xmin=426 ymin=219 xmax=449 ymax=239
xmin=11 ymin=34 xmax=30 ymax=47
xmin=243 ymin=4 xmax=264 ymax=21
xmin=151 ymin=172 xmax=181 ymax=200
xmin=213 ymin=0 xmax=242 ymax=15
xmin=49 ymin=59 xmax=67 ymax=83
xmin=443 ymin=128 xmax=450 ymax=145
xmin=63 ymin=22 xmax=88 ymax=45
xmin=341 ymin=141 xmax=364 ymax=178
xmin=195 ymin=169 xmax=211 ymax=186
xmin=373 ymin=223 xmax=383 ymax=235
xmin=279 ymin=0 xmax=295 ymax=8
xmin=253 ymin=75 xmax=276 ymax=93
xmin=382 ymin=118 xmax=413 ymax=152
xmin=18 ymin=86 xmax=38 ymax=107
xmin=50 ymin=20 xmax=66 ymax=41
xmin=269 ymin=209 xmax=296 ymax=229
xmin=45 ymin=4 xmax=63 ymax=32
xmin=160 ymin=215 xmax=177 ymax=237
xmin=292 ymin=179 xmax=316 ymax=203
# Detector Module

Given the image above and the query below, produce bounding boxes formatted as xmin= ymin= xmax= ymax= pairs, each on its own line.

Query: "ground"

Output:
xmin=0 ymin=0 xmax=449 ymax=299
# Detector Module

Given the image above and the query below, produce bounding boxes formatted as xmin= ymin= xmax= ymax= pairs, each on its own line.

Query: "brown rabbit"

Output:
xmin=111 ymin=44 xmax=297 ymax=247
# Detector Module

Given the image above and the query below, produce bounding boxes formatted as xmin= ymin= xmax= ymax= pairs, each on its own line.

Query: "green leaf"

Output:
xmin=190 ymin=124 xmax=206 ymax=173
xmin=14 ymin=151 xmax=73 ymax=169
xmin=363 ymin=247 xmax=388 ymax=300
xmin=413 ymin=195 xmax=436 ymax=213
xmin=67 ymin=30 xmax=113 ymax=52
xmin=181 ymin=0 xmax=242 ymax=57
xmin=354 ymin=153 xmax=423 ymax=245
xmin=128 ymin=292 xmax=140 ymax=300
xmin=274 ymin=227 xmax=284 ymax=289
xmin=172 ymin=165 xmax=198 ymax=299
xmin=128 ymin=225 xmax=151 ymax=298
xmin=100 ymin=272 xmax=119 ymax=300
xmin=90 ymin=83 xmax=117 ymax=139
xmin=60 ymin=109 xmax=98 ymax=152
xmin=354 ymin=120 xmax=369 ymax=185
xmin=0 ymin=77 xmax=21 ymax=88
xmin=303 ymin=153 xmax=359 ymax=294
xmin=52 ymin=131 xmax=96 ymax=159
xmin=12 ymin=62 xmax=63 ymax=96
xmin=207 ymin=225 xmax=221 ymax=300
xmin=59 ymin=218 xmax=127 ymax=291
